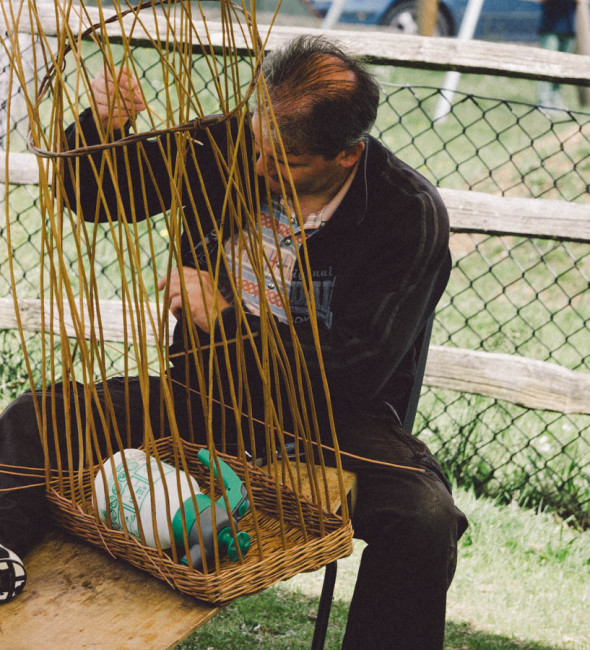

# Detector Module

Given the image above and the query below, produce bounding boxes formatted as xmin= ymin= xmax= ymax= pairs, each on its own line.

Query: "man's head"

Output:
xmin=259 ymin=35 xmax=380 ymax=159
xmin=252 ymin=35 xmax=380 ymax=199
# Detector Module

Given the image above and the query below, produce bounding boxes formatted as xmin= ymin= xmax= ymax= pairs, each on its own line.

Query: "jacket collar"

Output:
xmin=325 ymin=135 xmax=375 ymax=231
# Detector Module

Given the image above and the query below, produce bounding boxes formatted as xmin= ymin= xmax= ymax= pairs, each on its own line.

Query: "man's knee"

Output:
xmin=0 ymin=392 xmax=43 ymax=451
xmin=353 ymin=470 xmax=466 ymax=576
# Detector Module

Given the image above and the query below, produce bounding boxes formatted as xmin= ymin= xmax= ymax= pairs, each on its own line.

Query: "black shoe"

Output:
xmin=0 ymin=544 xmax=26 ymax=602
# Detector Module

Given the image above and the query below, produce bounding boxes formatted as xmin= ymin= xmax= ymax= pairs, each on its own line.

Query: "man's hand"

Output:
xmin=158 ymin=267 xmax=230 ymax=334
xmin=91 ymin=66 xmax=146 ymax=130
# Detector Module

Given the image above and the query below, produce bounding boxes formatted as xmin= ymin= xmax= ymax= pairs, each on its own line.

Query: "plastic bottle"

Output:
xmin=94 ymin=448 xmax=201 ymax=549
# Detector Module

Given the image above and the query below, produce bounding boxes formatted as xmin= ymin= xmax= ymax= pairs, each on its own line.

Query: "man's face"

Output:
xmin=251 ymin=115 xmax=349 ymax=199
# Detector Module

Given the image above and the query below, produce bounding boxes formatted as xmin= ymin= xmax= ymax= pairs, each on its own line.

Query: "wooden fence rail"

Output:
xmin=4 ymin=152 xmax=589 ymax=242
xmin=2 ymin=4 xmax=590 ymax=85
xmin=2 ymin=288 xmax=589 ymax=416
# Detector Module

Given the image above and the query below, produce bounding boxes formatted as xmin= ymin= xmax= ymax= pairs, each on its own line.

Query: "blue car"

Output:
xmin=308 ymin=0 xmax=543 ymax=42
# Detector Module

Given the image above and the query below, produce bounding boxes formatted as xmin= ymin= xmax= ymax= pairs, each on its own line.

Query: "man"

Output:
xmin=0 ymin=35 xmax=467 ymax=648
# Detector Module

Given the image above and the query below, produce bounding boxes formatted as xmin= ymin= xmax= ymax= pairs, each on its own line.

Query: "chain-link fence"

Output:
xmin=1 ymin=42 xmax=589 ymax=524
xmin=379 ymin=83 xmax=590 ymax=526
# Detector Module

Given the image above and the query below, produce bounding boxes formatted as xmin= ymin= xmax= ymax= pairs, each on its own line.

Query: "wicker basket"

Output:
xmin=46 ymin=438 xmax=353 ymax=604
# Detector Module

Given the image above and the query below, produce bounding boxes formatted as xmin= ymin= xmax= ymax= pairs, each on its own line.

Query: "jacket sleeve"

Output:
xmin=61 ymin=108 xmax=171 ymax=222
xmin=60 ymin=109 xmax=235 ymax=225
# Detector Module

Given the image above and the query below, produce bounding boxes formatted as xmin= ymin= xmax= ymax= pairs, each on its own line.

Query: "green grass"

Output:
xmin=0 ymin=330 xmax=35 ymax=409
xmin=178 ymin=488 xmax=590 ymax=649
xmin=372 ymin=67 xmax=590 ymax=204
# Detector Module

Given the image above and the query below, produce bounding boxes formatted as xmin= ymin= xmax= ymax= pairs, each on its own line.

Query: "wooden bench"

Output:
xmin=0 ymin=464 xmax=357 ymax=649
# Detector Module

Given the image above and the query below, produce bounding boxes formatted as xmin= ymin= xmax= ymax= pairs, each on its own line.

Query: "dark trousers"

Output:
xmin=334 ymin=407 xmax=468 ymax=649
xmin=0 ymin=376 xmax=467 ymax=649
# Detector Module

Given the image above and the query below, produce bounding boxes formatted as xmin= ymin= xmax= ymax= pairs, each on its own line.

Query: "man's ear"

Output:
xmin=337 ymin=140 xmax=365 ymax=169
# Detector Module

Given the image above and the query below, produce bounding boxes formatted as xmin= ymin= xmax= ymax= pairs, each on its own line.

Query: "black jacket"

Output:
xmin=63 ymin=109 xmax=450 ymax=432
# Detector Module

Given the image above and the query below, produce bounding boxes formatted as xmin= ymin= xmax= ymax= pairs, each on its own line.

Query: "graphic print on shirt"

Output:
xmin=223 ymin=197 xmax=336 ymax=329
xmin=223 ymin=199 xmax=299 ymax=322
xmin=290 ymin=266 xmax=336 ymax=330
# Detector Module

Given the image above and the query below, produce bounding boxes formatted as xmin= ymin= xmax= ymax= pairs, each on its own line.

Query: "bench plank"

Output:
xmin=0 ymin=528 xmax=219 ymax=650
xmin=0 ymin=464 xmax=356 ymax=649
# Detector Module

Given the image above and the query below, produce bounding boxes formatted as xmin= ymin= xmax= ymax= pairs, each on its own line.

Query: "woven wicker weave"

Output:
xmin=46 ymin=438 xmax=353 ymax=604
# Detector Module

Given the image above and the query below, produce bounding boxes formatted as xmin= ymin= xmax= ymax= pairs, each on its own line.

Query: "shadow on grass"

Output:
xmin=445 ymin=621 xmax=562 ymax=649
xmin=176 ymin=586 xmax=563 ymax=650
xmin=176 ymin=586 xmax=346 ymax=650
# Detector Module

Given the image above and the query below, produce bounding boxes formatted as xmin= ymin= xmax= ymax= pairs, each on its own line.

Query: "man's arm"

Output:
xmin=61 ymin=68 xmax=172 ymax=223
xmin=60 ymin=67 xmax=233 ymax=226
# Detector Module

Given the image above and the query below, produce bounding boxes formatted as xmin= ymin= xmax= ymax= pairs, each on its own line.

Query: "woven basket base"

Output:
xmin=47 ymin=439 xmax=353 ymax=604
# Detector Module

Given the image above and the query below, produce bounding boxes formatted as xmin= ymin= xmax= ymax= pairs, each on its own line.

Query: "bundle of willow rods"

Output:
xmin=1 ymin=0 xmax=353 ymax=601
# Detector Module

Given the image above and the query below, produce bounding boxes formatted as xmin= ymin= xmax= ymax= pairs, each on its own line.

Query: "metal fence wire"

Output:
xmin=1 ymin=45 xmax=589 ymax=525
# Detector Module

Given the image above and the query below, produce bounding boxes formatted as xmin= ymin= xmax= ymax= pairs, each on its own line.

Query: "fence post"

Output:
xmin=321 ymin=0 xmax=349 ymax=30
xmin=418 ymin=0 xmax=440 ymax=37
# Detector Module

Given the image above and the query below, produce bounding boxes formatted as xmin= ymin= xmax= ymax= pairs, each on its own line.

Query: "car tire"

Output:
xmin=381 ymin=0 xmax=452 ymax=36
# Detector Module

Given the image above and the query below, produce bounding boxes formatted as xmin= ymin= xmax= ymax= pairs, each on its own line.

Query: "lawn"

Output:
xmin=179 ymin=487 xmax=590 ymax=649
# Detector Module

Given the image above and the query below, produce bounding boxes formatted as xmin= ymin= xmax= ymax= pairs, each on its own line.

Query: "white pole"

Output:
xmin=322 ymin=0 xmax=349 ymax=30
xmin=433 ymin=0 xmax=485 ymax=121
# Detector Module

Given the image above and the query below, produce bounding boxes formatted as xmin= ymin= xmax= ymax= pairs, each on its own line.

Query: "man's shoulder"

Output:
xmin=365 ymin=136 xmax=447 ymax=220
xmin=367 ymin=136 xmax=436 ymax=194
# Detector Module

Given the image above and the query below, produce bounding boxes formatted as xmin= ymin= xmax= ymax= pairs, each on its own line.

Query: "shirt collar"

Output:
xmin=279 ymin=159 xmax=361 ymax=234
